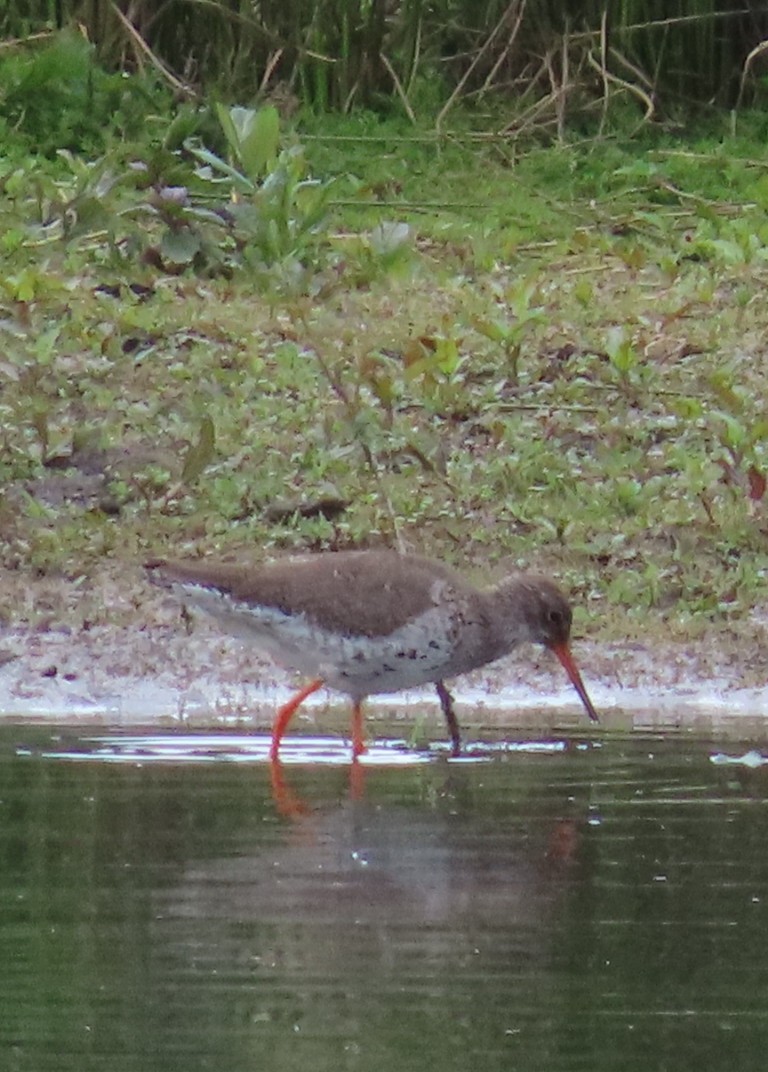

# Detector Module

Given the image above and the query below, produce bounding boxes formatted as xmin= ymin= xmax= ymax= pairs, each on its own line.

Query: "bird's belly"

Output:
xmin=281 ymin=619 xmax=457 ymax=697
xmin=186 ymin=590 xmax=459 ymax=697
xmin=321 ymin=633 xmax=455 ymax=696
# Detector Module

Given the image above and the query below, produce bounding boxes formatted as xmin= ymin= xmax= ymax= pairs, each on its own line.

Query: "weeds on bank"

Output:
xmin=3 ymin=88 xmax=768 ymax=635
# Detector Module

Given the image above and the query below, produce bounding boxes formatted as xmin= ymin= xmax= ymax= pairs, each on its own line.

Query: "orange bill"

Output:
xmin=550 ymin=642 xmax=599 ymax=723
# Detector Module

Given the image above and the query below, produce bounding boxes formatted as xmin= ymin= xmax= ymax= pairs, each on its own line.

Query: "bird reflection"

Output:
xmin=269 ymin=755 xmax=368 ymax=818
xmin=150 ymin=757 xmax=591 ymax=1068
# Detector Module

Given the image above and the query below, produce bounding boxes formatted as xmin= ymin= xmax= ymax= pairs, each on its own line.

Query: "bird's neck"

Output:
xmin=480 ymin=578 xmax=537 ymax=653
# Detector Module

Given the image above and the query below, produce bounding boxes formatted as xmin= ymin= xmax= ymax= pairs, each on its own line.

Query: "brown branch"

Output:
xmin=109 ymin=1 xmax=197 ymax=98
xmin=436 ymin=0 xmax=526 ymax=131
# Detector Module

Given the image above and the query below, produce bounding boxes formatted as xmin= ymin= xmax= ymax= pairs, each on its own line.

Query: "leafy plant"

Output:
xmin=214 ymin=104 xmax=280 ymax=183
xmin=185 ymin=104 xmax=339 ymax=274
xmin=704 ymin=375 xmax=768 ymax=513
xmin=0 ymin=28 xmax=171 ymax=157
xmin=6 ymin=93 xmax=768 ymax=668
xmin=472 ymin=280 xmax=546 ymax=385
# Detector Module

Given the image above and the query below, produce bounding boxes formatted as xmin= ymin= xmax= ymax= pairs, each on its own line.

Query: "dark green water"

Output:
xmin=1 ymin=724 xmax=768 ymax=1072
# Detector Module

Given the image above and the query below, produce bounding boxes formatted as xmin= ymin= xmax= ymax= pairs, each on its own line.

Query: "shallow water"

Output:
xmin=2 ymin=721 xmax=768 ymax=1072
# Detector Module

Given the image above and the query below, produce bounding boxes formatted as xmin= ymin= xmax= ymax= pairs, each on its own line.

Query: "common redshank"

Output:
xmin=145 ymin=550 xmax=598 ymax=758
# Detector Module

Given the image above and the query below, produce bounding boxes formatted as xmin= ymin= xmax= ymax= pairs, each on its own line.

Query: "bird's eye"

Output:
xmin=547 ymin=607 xmax=571 ymax=635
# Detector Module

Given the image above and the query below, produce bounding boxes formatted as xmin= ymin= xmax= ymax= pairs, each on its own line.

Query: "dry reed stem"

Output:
xmin=476 ymin=0 xmax=528 ymax=100
xmin=558 ymin=31 xmax=569 ymax=140
xmin=110 ymin=0 xmax=196 ymax=99
xmin=258 ymin=49 xmax=284 ymax=94
xmin=436 ymin=0 xmax=526 ymax=131
xmin=610 ymin=47 xmax=655 ymax=92
xmin=0 ymin=31 xmax=54 ymax=51
xmin=403 ymin=10 xmax=423 ymax=96
xmin=597 ymin=9 xmax=609 ymax=138
xmin=736 ymin=37 xmax=768 ymax=112
xmin=586 ymin=49 xmax=654 ymax=131
xmin=567 ymin=8 xmax=753 ymax=42
xmin=542 ymin=50 xmax=565 ymax=142
xmin=381 ymin=52 xmax=416 ymax=125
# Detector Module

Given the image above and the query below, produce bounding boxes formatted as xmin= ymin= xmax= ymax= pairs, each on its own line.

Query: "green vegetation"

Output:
xmin=2 ymin=16 xmax=768 ymax=660
xmin=4 ymin=1 xmax=766 ymax=120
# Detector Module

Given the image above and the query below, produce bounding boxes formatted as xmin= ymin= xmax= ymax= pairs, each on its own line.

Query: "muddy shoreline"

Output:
xmin=3 ymin=573 xmax=768 ymax=733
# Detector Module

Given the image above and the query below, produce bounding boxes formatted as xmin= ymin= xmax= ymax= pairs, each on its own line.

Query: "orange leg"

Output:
xmin=349 ymin=753 xmax=366 ymax=800
xmin=269 ymin=759 xmax=310 ymax=818
xmin=270 ymin=678 xmax=324 ymax=761
xmin=351 ymin=700 xmax=366 ymax=758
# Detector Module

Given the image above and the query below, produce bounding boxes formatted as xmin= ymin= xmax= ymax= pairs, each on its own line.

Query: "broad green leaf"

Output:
xmin=472 ymin=317 xmax=508 ymax=343
xmin=160 ymin=230 xmax=201 ymax=265
xmin=216 ymin=104 xmax=280 ymax=181
xmin=181 ymin=417 xmax=216 ymax=485
xmin=239 ymin=106 xmax=279 ymax=180
xmin=215 ymin=102 xmax=241 ymax=157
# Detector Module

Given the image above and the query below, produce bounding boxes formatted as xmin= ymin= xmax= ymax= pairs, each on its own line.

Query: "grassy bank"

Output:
xmin=2 ymin=102 xmax=768 ymax=659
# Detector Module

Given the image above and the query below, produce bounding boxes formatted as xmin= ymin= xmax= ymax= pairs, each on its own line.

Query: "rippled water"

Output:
xmin=2 ymin=722 xmax=768 ymax=1072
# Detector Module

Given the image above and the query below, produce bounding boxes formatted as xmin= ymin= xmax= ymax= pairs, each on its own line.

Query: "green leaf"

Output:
xmin=605 ymin=327 xmax=638 ymax=373
xmin=238 ymin=106 xmax=280 ymax=180
xmin=181 ymin=417 xmax=216 ymax=485
xmin=369 ymin=221 xmax=410 ymax=256
xmin=215 ymin=104 xmax=279 ymax=181
xmin=214 ymin=102 xmax=240 ymax=158
xmin=749 ymin=175 xmax=768 ymax=211
xmin=472 ymin=317 xmax=508 ymax=343
xmin=187 ymin=141 xmax=256 ymax=193
xmin=4 ymin=268 xmax=38 ymax=301
xmin=717 ymin=413 xmax=747 ymax=451
xmin=160 ymin=230 xmax=201 ymax=265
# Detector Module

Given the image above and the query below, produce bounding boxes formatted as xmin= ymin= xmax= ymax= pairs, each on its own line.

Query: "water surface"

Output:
xmin=2 ymin=722 xmax=768 ymax=1071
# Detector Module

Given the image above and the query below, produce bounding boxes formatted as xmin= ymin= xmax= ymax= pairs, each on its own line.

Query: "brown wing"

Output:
xmin=146 ymin=551 xmax=472 ymax=639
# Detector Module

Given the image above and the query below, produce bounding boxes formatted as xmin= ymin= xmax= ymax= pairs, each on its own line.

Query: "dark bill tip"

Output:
xmin=550 ymin=642 xmax=600 ymax=724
